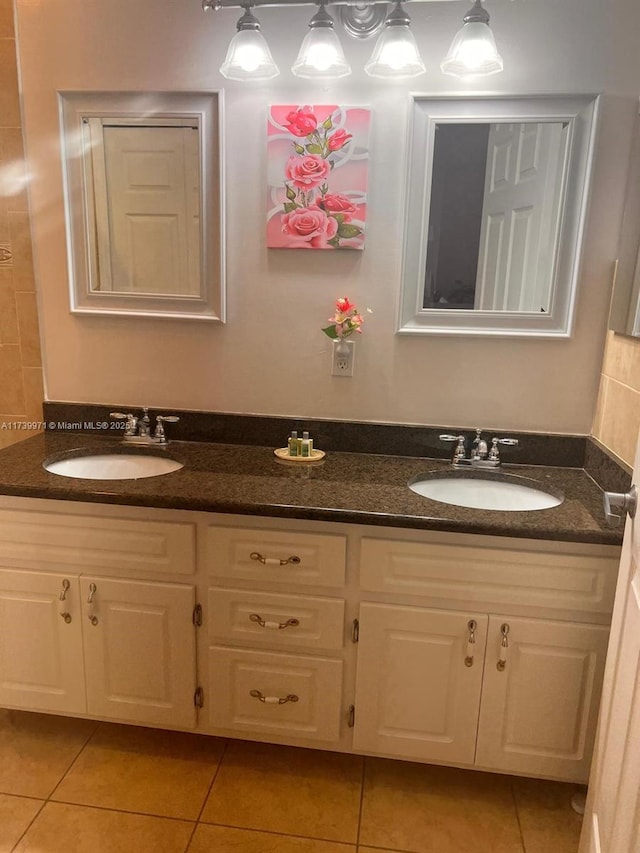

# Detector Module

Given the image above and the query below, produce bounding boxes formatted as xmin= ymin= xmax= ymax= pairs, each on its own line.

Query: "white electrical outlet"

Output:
xmin=331 ymin=340 xmax=355 ymax=377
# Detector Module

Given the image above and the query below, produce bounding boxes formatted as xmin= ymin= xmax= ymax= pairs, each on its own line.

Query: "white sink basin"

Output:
xmin=409 ymin=475 xmax=563 ymax=512
xmin=44 ymin=453 xmax=184 ymax=481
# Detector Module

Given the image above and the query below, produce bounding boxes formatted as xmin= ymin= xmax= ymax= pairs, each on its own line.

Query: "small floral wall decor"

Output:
xmin=322 ymin=296 xmax=365 ymax=341
xmin=267 ymin=105 xmax=370 ymax=250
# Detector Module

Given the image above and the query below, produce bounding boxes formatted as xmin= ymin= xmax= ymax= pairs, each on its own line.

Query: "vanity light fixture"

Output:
xmin=364 ymin=1 xmax=426 ymax=79
xmin=440 ymin=0 xmax=503 ymax=77
xmin=205 ymin=0 xmax=503 ymax=81
xmin=219 ymin=7 xmax=280 ymax=80
xmin=292 ymin=3 xmax=351 ymax=78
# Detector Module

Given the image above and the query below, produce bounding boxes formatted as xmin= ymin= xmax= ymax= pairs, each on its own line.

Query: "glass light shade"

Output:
xmin=365 ymin=24 xmax=426 ymax=78
xmin=292 ymin=26 xmax=351 ymax=78
xmin=441 ymin=21 xmax=503 ymax=76
xmin=220 ymin=29 xmax=279 ymax=80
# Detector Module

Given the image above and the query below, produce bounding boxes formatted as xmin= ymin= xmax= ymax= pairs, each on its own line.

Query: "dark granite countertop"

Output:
xmin=0 ymin=432 xmax=622 ymax=547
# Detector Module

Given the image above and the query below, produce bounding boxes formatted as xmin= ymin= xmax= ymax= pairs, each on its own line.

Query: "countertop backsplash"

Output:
xmin=43 ymin=402 xmax=589 ymax=467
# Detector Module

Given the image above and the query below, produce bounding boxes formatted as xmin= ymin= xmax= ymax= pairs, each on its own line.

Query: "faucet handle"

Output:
xmin=154 ymin=415 xmax=180 ymax=443
xmin=488 ymin=437 xmax=519 ymax=462
xmin=440 ymin=434 xmax=467 ymax=462
xmin=110 ymin=412 xmax=137 ymax=435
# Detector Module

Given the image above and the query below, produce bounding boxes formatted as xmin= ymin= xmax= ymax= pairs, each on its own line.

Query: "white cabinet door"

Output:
xmin=353 ymin=603 xmax=486 ymax=764
xmin=81 ymin=577 xmax=197 ymax=729
xmin=476 ymin=615 xmax=609 ymax=782
xmin=0 ymin=569 xmax=86 ymax=714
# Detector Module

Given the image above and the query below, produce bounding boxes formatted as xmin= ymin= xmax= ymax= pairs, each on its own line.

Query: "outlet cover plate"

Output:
xmin=332 ymin=340 xmax=355 ymax=377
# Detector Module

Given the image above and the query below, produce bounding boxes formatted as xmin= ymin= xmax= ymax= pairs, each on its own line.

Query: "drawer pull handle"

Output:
xmin=87 ymin=582 xmax=99 ymax=626
xmin=59 ymin=578 xmax=72 ymax=623
xmin=250 ymin=613 xmax=300 ymax=630
xmin=497 ymin=622 xmax=509 ymax=671
xmin=250 ymin=689 xmax=299 ymax=705
xmin=465 ymin=619 xmax=477 ymax=667
xmin=250 ymin=551 xmax=301 ymax=567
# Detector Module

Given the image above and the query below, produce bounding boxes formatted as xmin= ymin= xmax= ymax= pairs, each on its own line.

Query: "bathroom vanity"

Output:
xmin=0 ymin=432 xmax=622 ymax=784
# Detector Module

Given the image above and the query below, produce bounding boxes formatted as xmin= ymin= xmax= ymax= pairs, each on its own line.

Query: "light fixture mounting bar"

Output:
xmin=204 ymin=0 xmax=446 ymax=9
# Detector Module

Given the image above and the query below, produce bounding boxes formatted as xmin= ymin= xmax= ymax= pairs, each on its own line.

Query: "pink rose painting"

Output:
xmin=267 ymin=105 xmax=370 ymax=250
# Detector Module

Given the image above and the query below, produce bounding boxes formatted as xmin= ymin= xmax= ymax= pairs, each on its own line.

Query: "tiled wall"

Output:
xmin=592 ymin=331 xmax=640 ymax=467
xmin=0 ymin=0 xmax=43 ymax=450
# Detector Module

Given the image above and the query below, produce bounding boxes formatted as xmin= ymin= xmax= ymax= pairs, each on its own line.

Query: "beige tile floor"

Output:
xmin=0 ymin=710 xmax=584 ymax=853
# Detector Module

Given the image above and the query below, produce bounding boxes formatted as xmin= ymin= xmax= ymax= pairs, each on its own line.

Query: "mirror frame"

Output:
xmin=397 ymin=94 xmax=600 ymax=338
xmin=58 ymin=91 xmax=225 ymax=321
xmin=609 ymin=103 xmax=640 ymax=337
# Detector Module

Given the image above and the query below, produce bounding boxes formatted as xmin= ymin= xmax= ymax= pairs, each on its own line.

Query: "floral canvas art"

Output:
xmin=267 ymin=105 xmax=370 ymax=250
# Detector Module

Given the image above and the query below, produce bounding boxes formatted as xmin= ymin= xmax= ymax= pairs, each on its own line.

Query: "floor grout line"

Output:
xmin=510 ymin=779 xmax=528 ymax=853
xmin=38 ymin=797 xmax=200 ymax=824
xmin=0 ymin=791 xmax=45 ymax=802
xmin=9 ymin=798 xmax=48 ymax=853
xmin=188 ymin=819 xmax=358 ymax=847
xmin=184 ymin=738 xmax=229 ymax=852
xmin=46 ymin=718 xmax=101 ymax=803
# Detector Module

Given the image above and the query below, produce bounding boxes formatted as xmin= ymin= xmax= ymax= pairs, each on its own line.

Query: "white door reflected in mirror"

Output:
xmin=88 ymin=121 xmax=201 ymax=297
xmin=425 ymin=121 xmax=567 ymax=313
xmin=398 ymin=95 xmax=599 ymax=337
xmin=59 ymin=91 xmax=225 ymax=321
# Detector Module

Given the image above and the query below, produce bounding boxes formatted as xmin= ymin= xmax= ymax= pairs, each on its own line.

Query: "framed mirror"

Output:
xmin=397 ymin=95 xmax=599 ymax=337
xmin=59 ymin=91 xmax=225 ymax=321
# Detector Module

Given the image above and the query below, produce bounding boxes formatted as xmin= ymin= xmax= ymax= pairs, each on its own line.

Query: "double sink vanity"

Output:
xmin=0 ymin=411 xmax=625 ymax=785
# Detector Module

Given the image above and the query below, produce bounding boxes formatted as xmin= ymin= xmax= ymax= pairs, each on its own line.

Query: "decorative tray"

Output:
xmin=274 ymin=447 xmax=326 ymax=463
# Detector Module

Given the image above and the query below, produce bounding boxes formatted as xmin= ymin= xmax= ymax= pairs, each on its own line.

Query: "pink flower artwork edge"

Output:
xmin=267 ymin=104 xmax=370 ymax=250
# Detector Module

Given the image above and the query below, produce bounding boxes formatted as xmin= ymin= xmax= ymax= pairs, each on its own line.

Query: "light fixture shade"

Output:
xmin=441 ymin=15 xmax=503 ymax=77
xmin=292 ymin=6 xmax=351 ymax=79
xmin=220 ymin=13 xmax=279 ymax=80
xmin=365 ymin=3 xmax=426 ymax=79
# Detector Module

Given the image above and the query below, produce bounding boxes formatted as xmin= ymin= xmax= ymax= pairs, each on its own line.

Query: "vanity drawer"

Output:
xmin=360 ymin=537 xmax=619 ymax=616
xmin=208 ymin=646 xmax=343 ymax=742
xmin=208 ymin=588 xmax=345 ymax=651
xmin=206 ymin=526 xmax=346 ymax=588
xmin=0 ymin=508 xmax=195 ymax=576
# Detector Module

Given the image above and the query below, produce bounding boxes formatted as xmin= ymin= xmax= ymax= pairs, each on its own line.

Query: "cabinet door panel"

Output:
xmin=353 ymin=603 xmax=486 ymax=764
xmin=360 ymin=537 xmax=618 ymax=618
xmin=0 ymin=509 xmax=195 ymax=575
xmin=81 ymin=577 xmax=196 ymax=728
xmin=476 ymin=615 xmax=609 ymax=781
xmin=209 ymin=646 xmax=343 ymax=742
xmin=0 ymin=569 xmax=86 ymax=713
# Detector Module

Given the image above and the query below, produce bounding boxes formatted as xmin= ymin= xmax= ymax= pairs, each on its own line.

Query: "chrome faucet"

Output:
xmin=110 ymin=408 xmax=180 ymax=446
xmin=440 ymin=430 xmax=518 ymax=468
xmin=471 ymin=428 xmax=488 ymax=460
